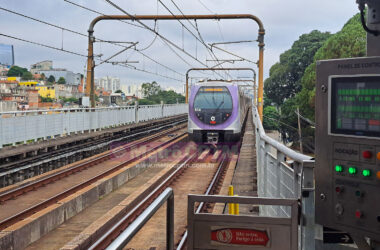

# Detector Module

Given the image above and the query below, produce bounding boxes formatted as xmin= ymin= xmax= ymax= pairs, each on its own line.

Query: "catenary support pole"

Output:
xmin=86 ymin=14 xmax=265 ymax=120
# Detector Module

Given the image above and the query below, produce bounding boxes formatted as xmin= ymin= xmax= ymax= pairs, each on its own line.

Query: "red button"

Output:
xmin=335 ymin=186 xmax=343 ymax=194
xmin=362 ymin=151 xmax=372 ymax=159
xmin=355 ymin=210 xmax=362 ymax=218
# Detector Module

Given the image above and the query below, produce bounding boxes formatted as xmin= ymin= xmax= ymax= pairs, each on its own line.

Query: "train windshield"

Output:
xmin=193 ymin=87 xmax=233 ymax=111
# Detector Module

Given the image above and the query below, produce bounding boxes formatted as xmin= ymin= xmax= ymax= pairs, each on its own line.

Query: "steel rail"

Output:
xmin=176 ymin=152 xmax=229 ymax=249
xmin=105 ymin=187 xmax=175 ymax=250
xmin=0 ymin=132 xmax=188 ymax=230
xmin=0 ymin=123 xmax=186 ymax=202
xmin=88 ymin=152 xmax=198 ymax=250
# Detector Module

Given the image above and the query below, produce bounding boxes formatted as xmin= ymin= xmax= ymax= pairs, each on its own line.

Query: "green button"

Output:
xmin=349 ymin=167 xmax=357 ymax=174
xmin=362 ymin=169 xmax=371 ymax=177
xmin=335 ymin=165 xmax=343 ymax=172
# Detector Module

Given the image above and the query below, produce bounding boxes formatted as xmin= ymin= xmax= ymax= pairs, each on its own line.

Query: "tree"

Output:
xmin=21 ymin=71 xmax=33 ymax=80
xmin=40 ymin=96 xmax=55 ymax=103
xmin=115 ymin=89 xmax=123 ymax=94
xmin=57 ymin=77 xmax=66 ymax=84
xmin=264 ymin=30 xmax=331 ymax=106
xmin=272 ymin=13 xmax=366 ymax=150
xmin=7 ymin=65 xmax=28 ymax=77
xmin=263 ymin=106 xmax=279 ymax=130
xmin=47 ymin=75 xmax=55 ymax=83
xmin=141 ymin=81 xmax=161 ymax=98
xmin=39 ymin=73 xmax=46 ymax=81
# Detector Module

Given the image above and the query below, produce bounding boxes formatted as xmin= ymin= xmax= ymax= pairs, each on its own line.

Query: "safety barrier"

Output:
xmin=252 ymin=105 xmax=315 ymax=250
xmin=104 ymin=187 xmax=174 ymax=250
xmin=0 ymin=103 xmax=187 ymax=148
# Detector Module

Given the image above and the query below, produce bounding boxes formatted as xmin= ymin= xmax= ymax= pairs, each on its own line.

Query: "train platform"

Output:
xmin=231 ymin=112 xmax=258 ymax=214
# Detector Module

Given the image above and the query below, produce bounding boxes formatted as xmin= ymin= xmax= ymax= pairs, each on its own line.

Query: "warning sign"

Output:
xmin=211 ymin=228 xmax=270 ymax=246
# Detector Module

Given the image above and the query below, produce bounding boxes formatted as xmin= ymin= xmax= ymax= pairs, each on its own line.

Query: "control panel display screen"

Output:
xmin=331 ymin=76 xmax=380 ymax=137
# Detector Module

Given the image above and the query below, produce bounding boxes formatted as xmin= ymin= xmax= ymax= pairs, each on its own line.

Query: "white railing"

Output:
xmin=252 ymin=105 xmax=315 ymax=250
xmin=0 ymin=103 xmax=187 ymax=148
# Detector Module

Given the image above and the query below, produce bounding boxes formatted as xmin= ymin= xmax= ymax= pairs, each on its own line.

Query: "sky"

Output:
xmin=0 ymin=0 xmax=359 ymax=92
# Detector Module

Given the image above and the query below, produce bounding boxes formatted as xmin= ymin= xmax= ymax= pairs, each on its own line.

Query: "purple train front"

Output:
xmin=188 ymin=80 xmax=249 ymax=143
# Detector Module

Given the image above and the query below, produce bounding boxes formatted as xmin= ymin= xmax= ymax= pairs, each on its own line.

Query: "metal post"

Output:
xmin=134 ymin=101 xmax=138 ymax=123
xmin=297 ymin=107 xmax=303 ymax=154
xmin=167 ymin=192 xmax=174 ymax=250
xmin=302 ymin=160 xmax=315 ymax=250
xmin=86 ymin=32 xmax=95 ymax=107
xmin=257 ymin=41 xmax=264 ymax=120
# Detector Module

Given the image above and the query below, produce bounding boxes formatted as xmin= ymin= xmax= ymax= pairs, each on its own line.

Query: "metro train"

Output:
xmin=187 ymin=80 xmax=250 ymax=143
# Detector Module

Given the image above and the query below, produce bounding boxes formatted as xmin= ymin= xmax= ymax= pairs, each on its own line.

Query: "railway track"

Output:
xmin=86 ymin=144 xmax=237 ymax=250
xmin=0 ymin=115 xmax=187 ymax=187
xmin=0 ymin=124 xmax=188 ymax=230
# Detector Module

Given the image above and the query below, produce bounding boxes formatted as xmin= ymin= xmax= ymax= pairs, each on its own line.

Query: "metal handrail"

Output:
xmin=0 ymin=103 xmax=187 ymax=115
xmin=252 ymin=106 xmax=311 ymax=162
xmin=105 ymin=187 xmax=174 ymax=250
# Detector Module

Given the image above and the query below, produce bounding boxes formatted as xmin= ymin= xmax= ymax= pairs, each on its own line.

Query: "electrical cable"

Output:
xmin=0 ymin=33 xmax=87 ymax=57
xmin=165 ymin=0 xmax=229 ymax=78
xmin=197 ymin=0 xmax=214 ymax=13
xmin=65 ymin=0 xmax=195 ymax=68
xmin=136 ymin=20 xmax=158 ymax=51
xmin=3 ymin=4 xmax=186 ymax=78
xmin=101 ymin=0 xmax=208 ymax=68
xmin=114 ymin=63 xmax=182 ymax=82
xmin=360 ymin=9 xmax=379 ymax=36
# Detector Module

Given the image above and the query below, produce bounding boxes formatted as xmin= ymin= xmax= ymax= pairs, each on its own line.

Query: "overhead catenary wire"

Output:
xmin=115 ymin=63 xmax=182 ymax=82
xmin=64 ymin=0 xmax=199 ymax=68
xmin=197 ymin=0 xmax=214 ymax=13
xmin=211 ymin=45 xmax=257 ymax=64
xmin=102 ymin=0 xmax=222 ymax=70
xmin=163 ymin=0 xmax=230 ymax=78
xmin=0 ymin=33 xmax=87 ymax=58
xmin=0 ymin=4 xmax=184 ymax=79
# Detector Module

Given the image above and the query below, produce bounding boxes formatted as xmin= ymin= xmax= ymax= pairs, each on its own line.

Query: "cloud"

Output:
xmin=0 ymin=0 xmax=359 ymax=89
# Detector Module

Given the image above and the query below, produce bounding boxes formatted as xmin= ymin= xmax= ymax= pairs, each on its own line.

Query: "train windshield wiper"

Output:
xmin=214 ymin=95 xmax=225 ymax=113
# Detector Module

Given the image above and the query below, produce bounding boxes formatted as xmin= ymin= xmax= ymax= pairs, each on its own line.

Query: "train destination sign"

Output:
xmin=210 ymin=228 xmax=270 ymax=246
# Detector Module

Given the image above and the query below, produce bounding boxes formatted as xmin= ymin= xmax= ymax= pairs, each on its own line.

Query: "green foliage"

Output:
xmin=138 ymin=99 xmax=156 ymax=105
xmin=139 ymin=81 xmax=185 ymax=104
xmin=263 ymin=13 xmax=366 ymax=152
xmin=297 ymin=13 xmax=366 ymax=122
xmin=59 ymin=97 xmax=78 ymax=103
xmin=263 ymin=106 xmax=279 ymax=130
xmin=115 ymin=89 xmax=123 ymax=94
xmin=40 ymin=73 xmax=46 ymax=81
xmin=7 ymin=65 xmax=28 ymax=77
xmin=141 ymin=81 xmax=160 ymax=98
xmin=47 ymin=75 xmax=55 ymax=83
xmin=57 ymin=77 xmax=66 ymax=84
xmin=264 ymin=30 xmax=331 ymax=106
xmin=40 ymin=96 xmax=55 ymax=103
xmin=21 ymin=71 xmax=33 ymax=80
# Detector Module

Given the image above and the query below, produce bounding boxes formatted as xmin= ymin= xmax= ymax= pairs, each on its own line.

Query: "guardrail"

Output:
xmin=0 ymin=103 xmax=187 ymax=148
xmin=252 ymin=105 xmax=315 ymax=250
xmin=104 ymin=187 xmax=174 ymax=250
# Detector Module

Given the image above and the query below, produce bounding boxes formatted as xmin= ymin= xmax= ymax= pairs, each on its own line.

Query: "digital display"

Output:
xmin=331 ymin=76 xmax=380 ymax=137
